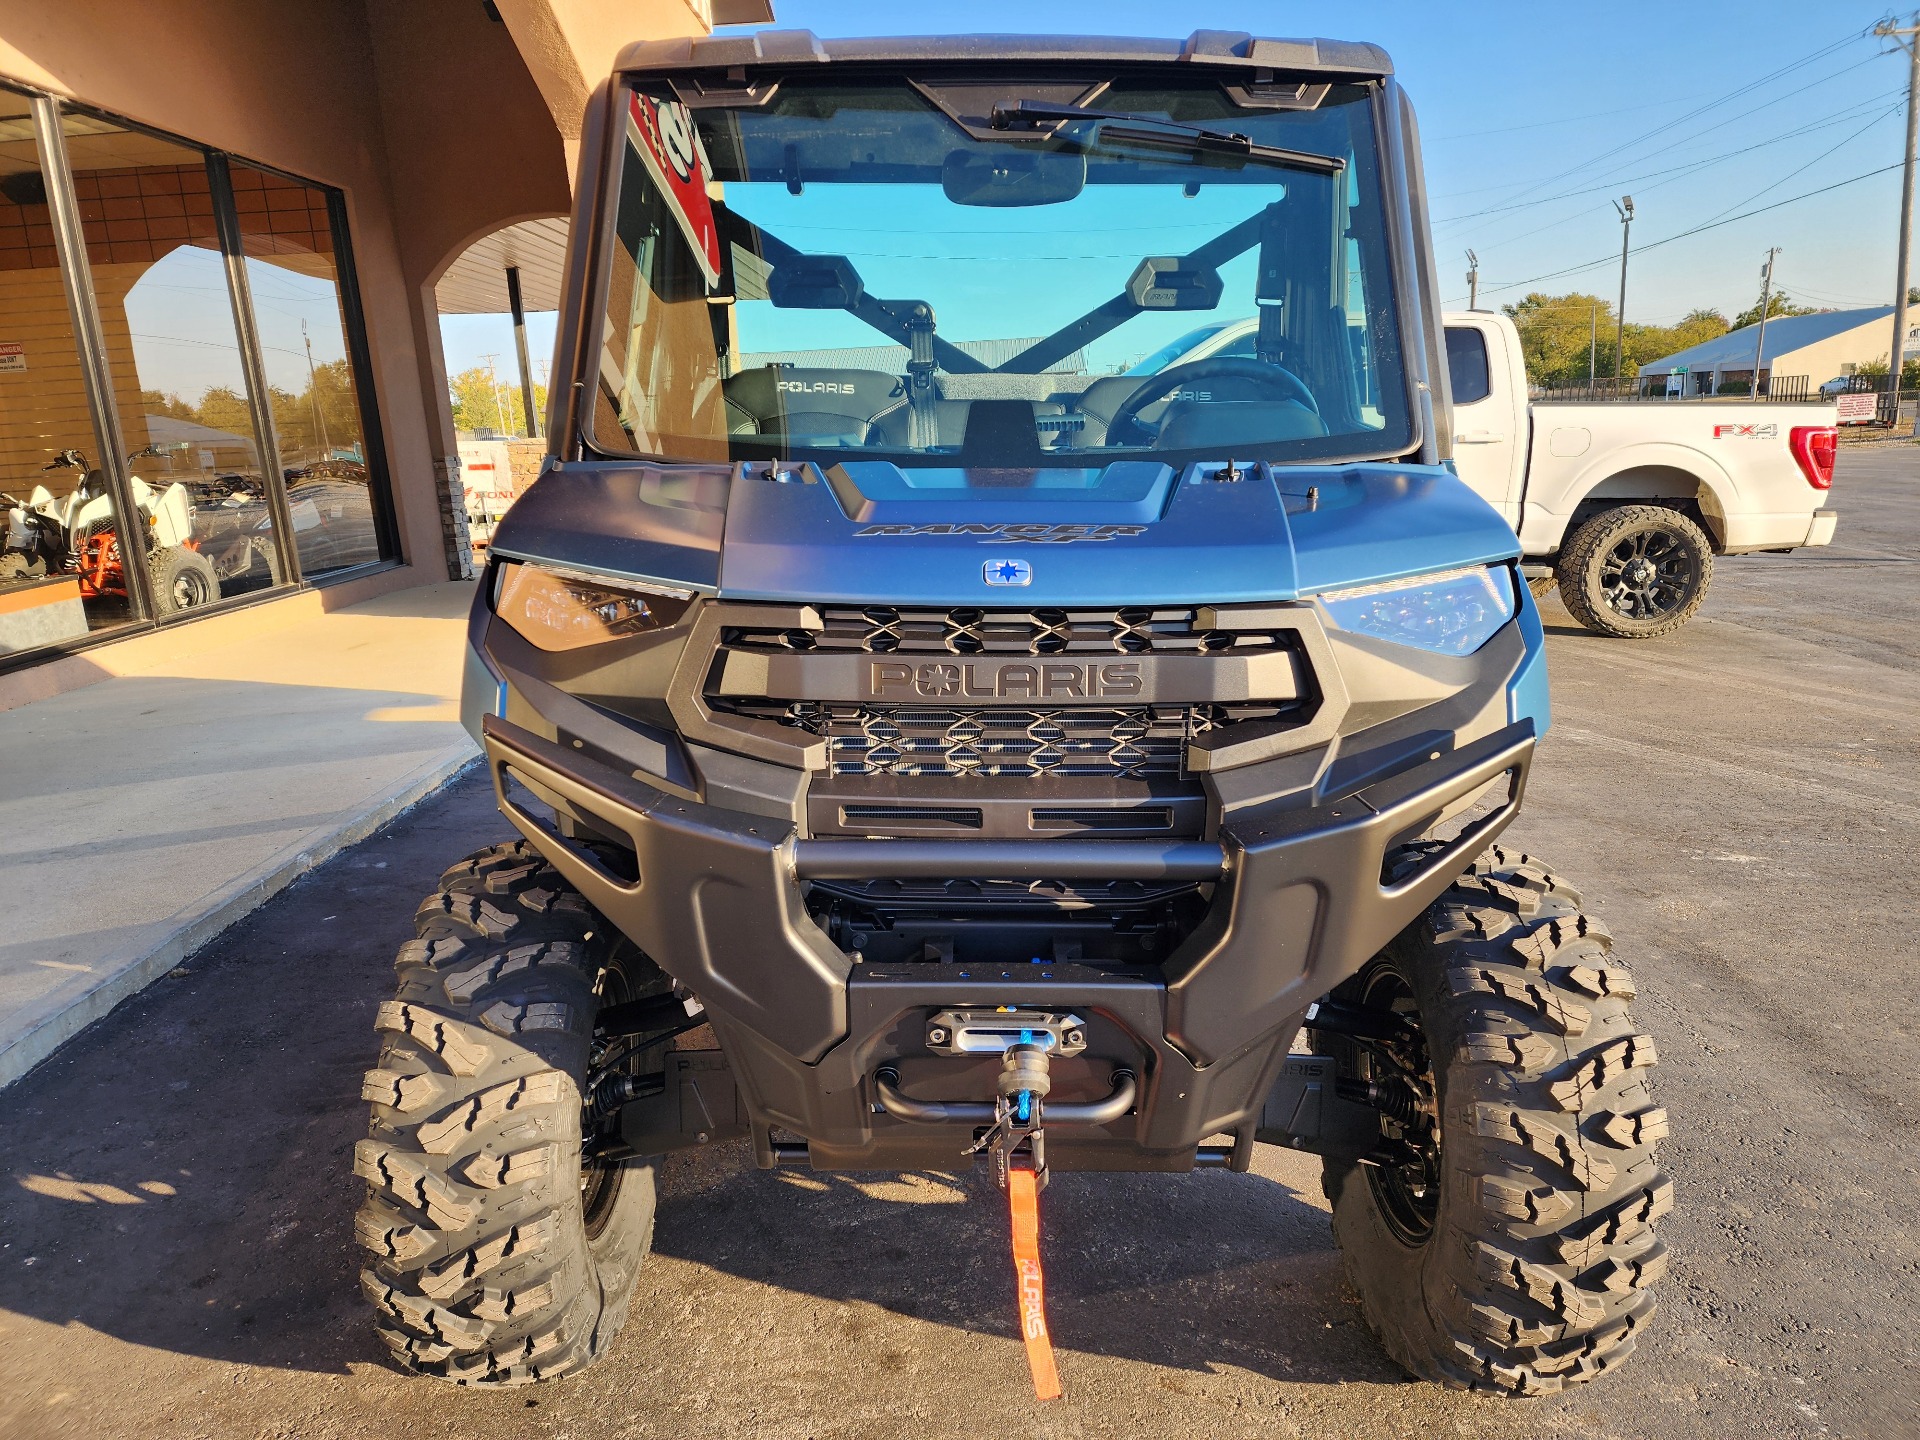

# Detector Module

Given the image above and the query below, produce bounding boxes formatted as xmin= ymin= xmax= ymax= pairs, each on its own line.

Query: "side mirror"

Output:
xmin=941 ymin=148 xmax=1085 ymax=207
xmin=768 ymin=255 xmax=865 ymax=310
xmin=1126 ymin=256 xmax=1224 ymax=312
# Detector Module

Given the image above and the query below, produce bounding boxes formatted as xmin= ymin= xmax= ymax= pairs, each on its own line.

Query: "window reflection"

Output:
xmin=66 ymin=115 xmax=284 ymax=608
xmin=230 ymin=163 xmax=383 ymax=578
xmin=0 ymin=90 xmax=145 ymax=652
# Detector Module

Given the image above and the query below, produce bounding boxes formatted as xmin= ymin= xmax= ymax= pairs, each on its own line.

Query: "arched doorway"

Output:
xmin=433 ymin=217 xmax=567 ymax=554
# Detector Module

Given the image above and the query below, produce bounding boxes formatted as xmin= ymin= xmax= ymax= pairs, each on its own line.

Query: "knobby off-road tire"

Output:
xmin=148 ymin=544 xmax=219 ymax=614
xmin=1555 ymin=504 xmax=1713 ymax=639
xmin=1323 ymin=845 xmax=1670 ymax=1394
xmin=354 ymin=840 xmax=659 ymax=1384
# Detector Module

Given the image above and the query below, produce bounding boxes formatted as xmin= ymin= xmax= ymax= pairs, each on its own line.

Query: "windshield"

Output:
xmin=591 ymin=74 xmax=1410 ymax=471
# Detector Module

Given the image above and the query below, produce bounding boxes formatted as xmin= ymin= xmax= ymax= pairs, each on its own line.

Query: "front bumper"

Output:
xmin=483 ymin=710 xmax=1533 ymax=1170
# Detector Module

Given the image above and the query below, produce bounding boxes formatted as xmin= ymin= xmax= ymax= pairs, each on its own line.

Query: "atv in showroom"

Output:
xmin=354 ymin=28 xmax=1668 ymax=1396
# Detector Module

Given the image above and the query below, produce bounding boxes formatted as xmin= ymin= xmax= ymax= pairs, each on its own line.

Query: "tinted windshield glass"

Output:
xmin=592 ymin=75 xmax=1409 ymax=469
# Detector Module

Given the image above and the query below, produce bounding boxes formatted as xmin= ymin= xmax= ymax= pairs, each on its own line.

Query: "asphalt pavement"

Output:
xmin=1 ymin=449 xmax=1915 ymax=1440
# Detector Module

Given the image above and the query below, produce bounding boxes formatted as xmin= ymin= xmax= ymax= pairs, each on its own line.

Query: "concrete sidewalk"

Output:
xmin=0 ymin=581 xmax=479 ymax=1088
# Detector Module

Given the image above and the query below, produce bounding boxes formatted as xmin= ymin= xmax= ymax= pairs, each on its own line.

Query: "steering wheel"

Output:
xmin=1104 ymin=357 xmax=1319 ymax=447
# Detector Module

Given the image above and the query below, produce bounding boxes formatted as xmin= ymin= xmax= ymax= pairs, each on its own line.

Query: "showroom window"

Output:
xmin=0 ymin=86 xmax=394 ymax=667
xmin=0 ymin=90 xmax=146 ymax=650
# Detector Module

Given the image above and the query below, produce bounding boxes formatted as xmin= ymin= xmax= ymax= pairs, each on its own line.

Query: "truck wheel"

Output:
xmin=354 ymin=840 xmax=660 ymax=1385
xmin=147 ymin=545 xmax=219 ymax=614
xmin=1320 ymin=845 xmax=1670 ymax=1394
xmin=1555 ymin=505 xmax=1712 ymax=638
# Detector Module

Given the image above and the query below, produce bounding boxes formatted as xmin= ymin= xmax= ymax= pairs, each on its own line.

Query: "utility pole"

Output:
xmin=1877 ymin=13 xmax=1920 ymax=413
xmin=1751 ymin=248 xmax=1781 ymax=399
xmin=1589 ymin=302 xmax=1599 ymax=396
xmin=301 ymin=319 xmax=330 ymax=457
xmin=477 ymin=352 xmax=511 ymax=437
xmin=1466 ymin=249 xmax=1479 ymax=311
xmin=1612 ymin=196 xmax=1634 ymax=398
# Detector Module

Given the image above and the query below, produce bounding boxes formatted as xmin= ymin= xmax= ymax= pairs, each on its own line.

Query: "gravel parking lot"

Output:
xmin=1 ymin=448 xmax=1915 ymax=1440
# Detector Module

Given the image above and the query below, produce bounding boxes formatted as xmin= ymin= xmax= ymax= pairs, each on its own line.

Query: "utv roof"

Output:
xmin=614 ymin=29 xmax=1393 ymax=81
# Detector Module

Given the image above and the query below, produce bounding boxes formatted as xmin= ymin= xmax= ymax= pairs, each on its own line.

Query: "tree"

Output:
xmin=1499 ymin=293 xmax=1730 ymax=388
xmin=1670 ymin=309 xmax=1731 ymax=349
xmin=449 ymin=365 xmax=548 ymax=437
xmin=193 ymin=385 xmax=254 ymax=437
xmin=1732 ymin=291 xmax=1815 ymax=330
xmin=1502 ymin=292 xmax=1617 ymax=387
xmin=140 ymin=389 xmax=195 ymax=421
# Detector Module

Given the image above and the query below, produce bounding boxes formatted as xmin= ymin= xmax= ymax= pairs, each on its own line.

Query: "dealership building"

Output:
xmin=0 ymin=0 xmax=764 ymax=697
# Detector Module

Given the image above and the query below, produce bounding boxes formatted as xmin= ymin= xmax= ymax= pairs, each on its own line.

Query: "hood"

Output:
xmin=488 ymin=459 xmax=1519 ymax=605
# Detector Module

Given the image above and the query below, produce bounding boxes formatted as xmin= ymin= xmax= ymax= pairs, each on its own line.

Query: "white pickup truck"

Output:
xmin=1146 ymin=310 xmax=1841 ymax=637
xmin=1441 ymin=310 xmax=1838 ymax=636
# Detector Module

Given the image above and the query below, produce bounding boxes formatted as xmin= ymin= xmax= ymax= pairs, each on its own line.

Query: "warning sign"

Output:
xmin=1835 ymin=392 xmax=1877 ymax=426
xmin=0 ymin=342 xmax=24 ymax=373
xmin=627 ymin=91 xmax=722 ymax=288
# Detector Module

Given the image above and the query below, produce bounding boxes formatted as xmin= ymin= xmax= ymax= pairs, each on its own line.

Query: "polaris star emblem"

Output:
xmin=985 ymin=558 xmax=1032 ymax=587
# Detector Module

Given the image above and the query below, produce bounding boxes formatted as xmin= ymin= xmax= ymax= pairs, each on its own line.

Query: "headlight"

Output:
xmin=1317 ymin=566 xmax=1515 ymax=656
xmin=494 ymin=562 xmax=692 ymax=652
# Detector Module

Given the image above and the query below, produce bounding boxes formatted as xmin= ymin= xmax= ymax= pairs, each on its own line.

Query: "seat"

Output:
xmin=722 ymin=367 xmax=902 ymax=447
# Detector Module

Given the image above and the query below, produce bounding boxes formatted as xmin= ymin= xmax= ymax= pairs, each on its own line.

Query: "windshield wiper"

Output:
xmin=988 ymin=100 xmax=1345 ymax=176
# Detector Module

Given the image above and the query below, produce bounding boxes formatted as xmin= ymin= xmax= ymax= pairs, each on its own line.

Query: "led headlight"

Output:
xmin=1317 ymin=566 xmax=1515 ymax=656
xmin=494 ymin=562 xmax=692 ymax=652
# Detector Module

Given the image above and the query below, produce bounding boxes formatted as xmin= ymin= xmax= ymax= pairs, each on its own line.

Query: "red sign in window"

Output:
xmin=627 ymin=92 xmax=722 ymax=287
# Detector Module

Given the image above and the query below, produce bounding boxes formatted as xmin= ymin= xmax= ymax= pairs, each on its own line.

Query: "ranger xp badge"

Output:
xmin=984 ymin=558 xmax=1032 ymax=586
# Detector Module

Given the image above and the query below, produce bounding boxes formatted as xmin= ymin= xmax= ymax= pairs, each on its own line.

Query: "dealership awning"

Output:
xmin=433 ymin=217 xmax=569 ymax=315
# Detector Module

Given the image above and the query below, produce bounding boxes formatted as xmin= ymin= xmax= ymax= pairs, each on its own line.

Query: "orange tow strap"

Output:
xmin=1007 ymin=1167 xmax=1063 ymax=1401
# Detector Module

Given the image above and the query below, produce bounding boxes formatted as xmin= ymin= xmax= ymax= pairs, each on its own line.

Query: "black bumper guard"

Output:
xmin=482 ymin=712 xmax=1533 ymax=1166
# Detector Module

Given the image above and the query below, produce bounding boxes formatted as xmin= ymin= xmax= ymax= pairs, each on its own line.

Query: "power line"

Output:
xmin=1484 ymin=31 xmax=1877 ymax=210
xmin=1441 ymin=99 xmax=1904 ymax=269
xmin=1426 ymin=97 xmax=1694 ymax=144
xmin=1434 ymin=86 xmax=1906 ymax=226
xmin=1688 ymin=100 xmax=1906 ymax=229
xmin=1467 ymin=162 xmax=1905 ymax=301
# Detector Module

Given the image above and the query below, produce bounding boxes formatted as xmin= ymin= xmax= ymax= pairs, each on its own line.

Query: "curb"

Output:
xmin=0 ymin=741 xmax=481 ymax=1091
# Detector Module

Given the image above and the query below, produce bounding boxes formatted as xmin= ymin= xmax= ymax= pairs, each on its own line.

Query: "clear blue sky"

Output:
xmin=441 ymin=0 xmax=1912 ymax=382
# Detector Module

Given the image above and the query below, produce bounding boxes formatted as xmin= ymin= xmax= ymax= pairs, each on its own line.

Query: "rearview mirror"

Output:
xmin=768 ymin=254 xmax=866 ymax=309
xmin=941 ymin=148 xmax=1086 ymax=207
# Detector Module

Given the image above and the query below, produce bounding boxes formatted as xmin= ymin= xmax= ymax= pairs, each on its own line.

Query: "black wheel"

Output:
xmin=1524 ymin=573 xmax=1556 ymax=601
xmin=1556 ymin=505 xmax=1712 ymax=638
xmin=1318 ymin=845 xmax=1670 ymax=1394
xmin=355 ymin=840 xmax=662 ymax=1385
xmin=147 ymin=545 xmax=219 ymax=614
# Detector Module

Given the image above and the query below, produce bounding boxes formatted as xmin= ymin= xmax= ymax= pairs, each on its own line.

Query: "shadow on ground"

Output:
xmin=0 ymin=768 xmax=1394 ymax=1393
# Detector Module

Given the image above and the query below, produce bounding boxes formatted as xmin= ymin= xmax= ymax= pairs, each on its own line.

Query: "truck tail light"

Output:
xmin=1789 ymin=425 xmax=1837 ymax=490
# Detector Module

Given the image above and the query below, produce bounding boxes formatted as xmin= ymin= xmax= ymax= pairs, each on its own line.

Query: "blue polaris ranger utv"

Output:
xmin=354 ymin=28 xmax=1669 ymax=1397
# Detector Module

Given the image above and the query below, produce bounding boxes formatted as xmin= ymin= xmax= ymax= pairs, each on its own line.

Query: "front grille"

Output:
xmin=724 ymin=700 xmax=1287 ymax=779
xmin=721 ymin=605 xmax=1292 ymax=657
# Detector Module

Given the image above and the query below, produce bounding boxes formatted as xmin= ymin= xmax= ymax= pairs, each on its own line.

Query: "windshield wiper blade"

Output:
xmin=989 ymin=100 xmax=1345 ymax=176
